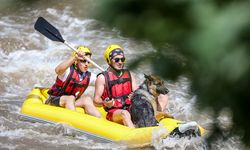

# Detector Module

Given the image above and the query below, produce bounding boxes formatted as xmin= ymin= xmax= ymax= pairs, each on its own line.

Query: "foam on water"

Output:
xmin=0 ymin=0 xmax=245 ymax=149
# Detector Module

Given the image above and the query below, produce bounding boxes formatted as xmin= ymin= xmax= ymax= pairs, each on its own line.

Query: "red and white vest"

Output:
xmin=48 ymin=65 xmax=91 ymax=99
xmin=100 ymin=67 xmax=132 ymax=111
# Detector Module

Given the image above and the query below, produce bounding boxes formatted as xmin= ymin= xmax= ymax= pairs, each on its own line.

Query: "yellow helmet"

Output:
xmin=72 ymin=46 xmax=92 ymax=56
xmin=104 ymin=44 xmax=124 ymax=64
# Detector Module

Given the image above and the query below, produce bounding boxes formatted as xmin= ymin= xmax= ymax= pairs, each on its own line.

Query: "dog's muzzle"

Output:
xmin=156 ymin=87 xmax=169 ymax=95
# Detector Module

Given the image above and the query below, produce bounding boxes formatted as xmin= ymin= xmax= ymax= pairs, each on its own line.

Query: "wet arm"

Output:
xmin=157 ymin=94 xmax=169 ymax=112
xmin=94 ymin=74 xmax=105 ymax=106
xmin=131 ymin=73 xmax=138 ymax=91
xmin=55 ymin=56 xmax=76 ymax=76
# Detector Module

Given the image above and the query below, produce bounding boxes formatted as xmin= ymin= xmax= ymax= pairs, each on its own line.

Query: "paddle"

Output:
xmin=34 ymin=16 xmax=104 ymax=71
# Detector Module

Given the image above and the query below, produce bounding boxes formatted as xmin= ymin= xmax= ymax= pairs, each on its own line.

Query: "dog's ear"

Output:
xmin=144 ymin=74 xmax=153 ymax=81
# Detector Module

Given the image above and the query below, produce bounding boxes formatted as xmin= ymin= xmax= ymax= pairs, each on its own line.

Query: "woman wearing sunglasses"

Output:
xmin=94 ymin=44 xmax=138 ymax=128
xmin=45 ymin=46 xmax=101 ymax=118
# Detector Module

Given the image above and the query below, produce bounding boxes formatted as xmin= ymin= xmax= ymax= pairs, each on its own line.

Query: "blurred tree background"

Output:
xmin=93 ymin=0 xmax=250 ymax=147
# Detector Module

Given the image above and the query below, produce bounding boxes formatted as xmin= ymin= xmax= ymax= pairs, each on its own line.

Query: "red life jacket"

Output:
xmin=100 ymin=67 xmax=132 ymax=111
xmin=48 ymin=65 xmax=91 ymax=99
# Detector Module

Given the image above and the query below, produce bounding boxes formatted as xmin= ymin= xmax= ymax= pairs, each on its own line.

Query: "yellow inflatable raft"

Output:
xmin=20 ymin=87 xmax=205 ymax=146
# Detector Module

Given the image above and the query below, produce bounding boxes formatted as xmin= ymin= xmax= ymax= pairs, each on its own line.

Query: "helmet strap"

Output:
xmin=109 ymin=65 xmax=123 ymax=77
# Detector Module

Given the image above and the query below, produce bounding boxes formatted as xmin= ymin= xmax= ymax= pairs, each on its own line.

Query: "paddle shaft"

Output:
xmin=64 ymin=41 xmax=104 ymax=71
xmin=34 ymin=17 xmax=104 ymax=72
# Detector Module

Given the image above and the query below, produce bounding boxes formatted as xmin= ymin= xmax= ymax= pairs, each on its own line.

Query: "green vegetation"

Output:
xmin=93 ymin=0 xmax=250 ymax=146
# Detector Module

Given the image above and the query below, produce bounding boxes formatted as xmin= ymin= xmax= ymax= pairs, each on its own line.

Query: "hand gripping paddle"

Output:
xmin=34 ymin=17 xmax=104 ymax=71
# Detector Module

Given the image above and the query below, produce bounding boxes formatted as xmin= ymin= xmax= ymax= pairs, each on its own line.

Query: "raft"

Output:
xmin=20 ymin=87 xmax=205 ymax=146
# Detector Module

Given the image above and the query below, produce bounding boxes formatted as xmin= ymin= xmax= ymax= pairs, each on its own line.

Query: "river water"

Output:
xmin=0 ymin=0 xmax=244 ymax=149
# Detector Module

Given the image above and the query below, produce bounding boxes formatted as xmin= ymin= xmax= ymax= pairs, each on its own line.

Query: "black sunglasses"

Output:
xmin=80 ymin=59 xmax=90 ymax=64
xmin=114 ymin=57 xmax=126 ymax=63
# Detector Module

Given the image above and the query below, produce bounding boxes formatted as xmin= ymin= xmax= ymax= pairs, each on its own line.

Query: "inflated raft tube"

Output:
xmin=20 ymin=87 xmax=205 ymax=145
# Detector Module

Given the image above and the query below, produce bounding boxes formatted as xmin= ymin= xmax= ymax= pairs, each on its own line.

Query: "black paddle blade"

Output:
xmin=34 ymin=17 xmax=65 ymax=43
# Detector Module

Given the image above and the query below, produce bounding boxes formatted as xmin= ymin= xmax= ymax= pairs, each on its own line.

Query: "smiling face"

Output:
xmin=110 ymin=55 xmax=126 ymax=70
xmin=77 ymin=54 xmax=91 ymax=72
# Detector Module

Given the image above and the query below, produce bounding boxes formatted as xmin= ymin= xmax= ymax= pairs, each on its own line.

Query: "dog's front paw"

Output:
xmin=156 ymin=111 xmax=174 ymax=121
xmin=165 ymin=112 xmax=174 ymax=119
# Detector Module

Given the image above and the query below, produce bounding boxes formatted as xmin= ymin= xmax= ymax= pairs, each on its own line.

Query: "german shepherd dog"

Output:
xmin=130 ymin=74 xmax=172 ymax=128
